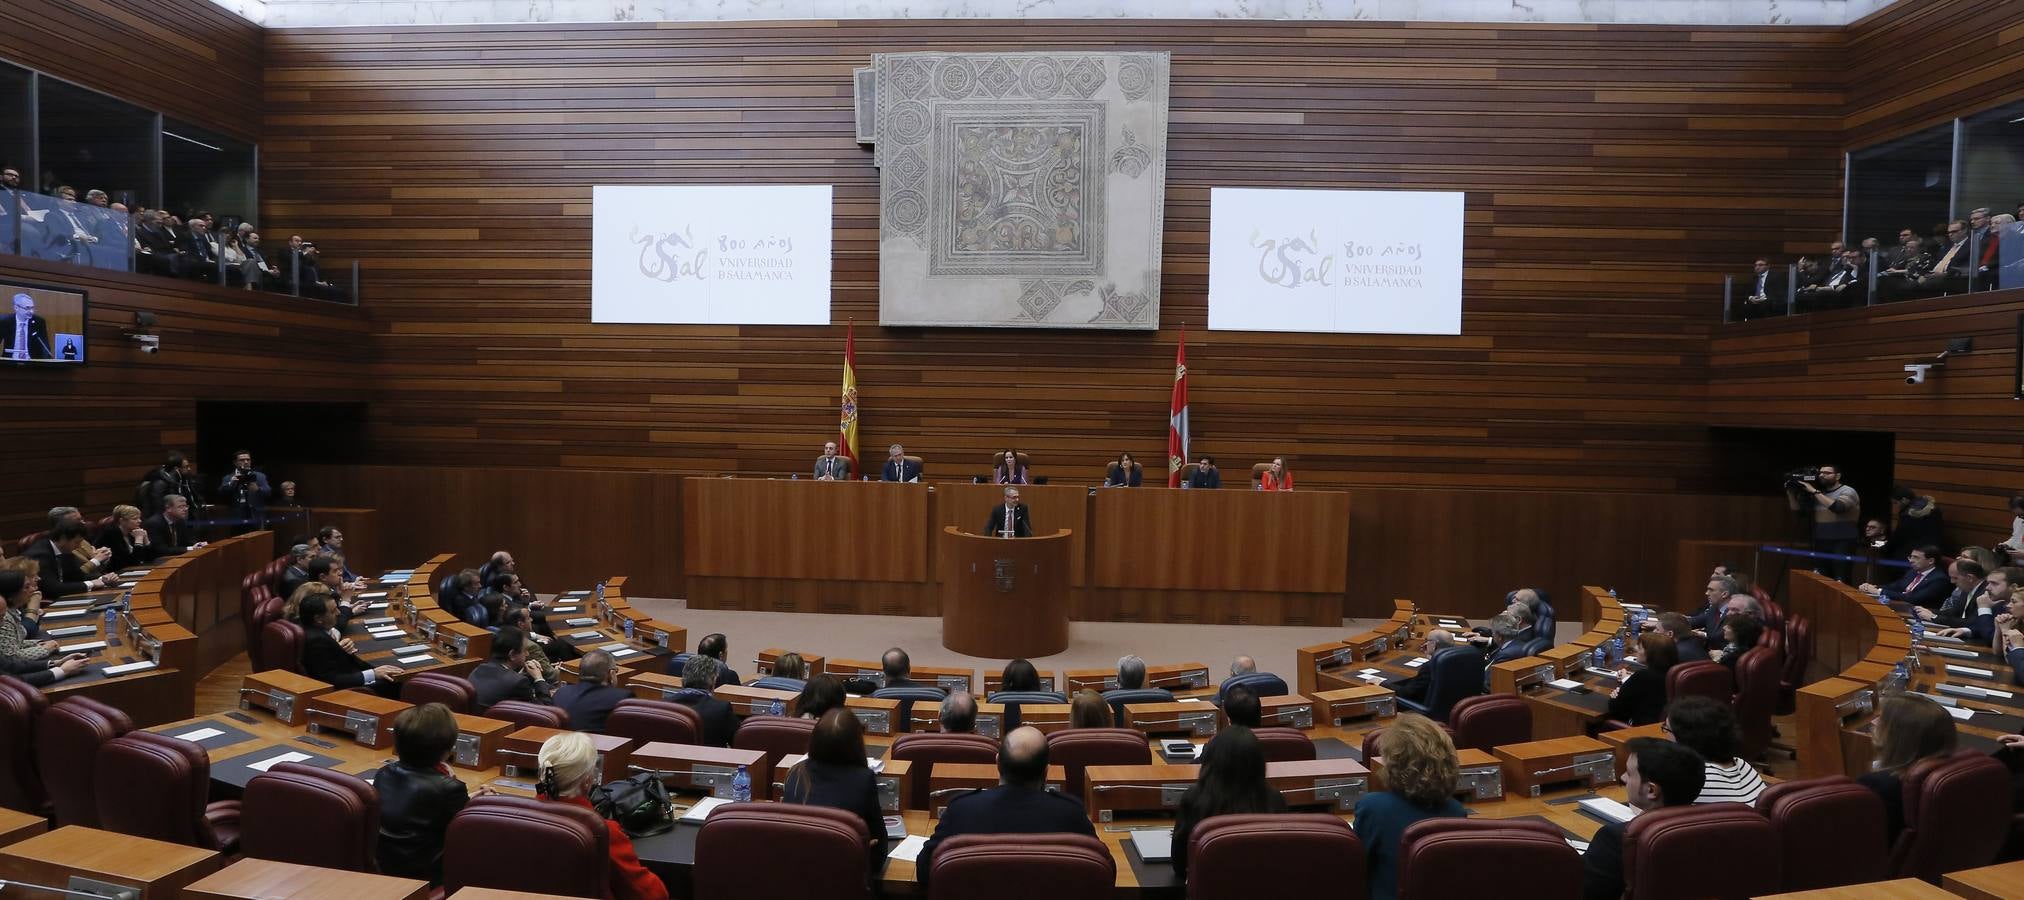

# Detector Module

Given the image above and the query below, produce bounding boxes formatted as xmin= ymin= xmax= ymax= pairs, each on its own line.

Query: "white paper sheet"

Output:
xmin=1945 ymin=706 xmax=1975 ymax=720
xmin=1946 ymin=664 xmax=1996 ymax=678
xmin=397 ymin=656 xmax=433 ymax=666
xmin=888 ymin=835 xmax=928 ymax=862
xmin=101 ymin=661 xmax=157 ymax=676
xmin=681 ymin=796 xmax=729 ymax=823
xmin=1547 ymin=678 xmax=1587 ymax=691
xmin=247 ymin=751 xmax=313 ymax=773
xmin=58 ymin=641 xmax=108 ymax=653
xmin=1578 ymin=797 xmax=1637 ymax=823
xmin=1404 ymin=657 xmax=1429 ymax=668
xmin=175 ymin=727 xmax=224 ymax=742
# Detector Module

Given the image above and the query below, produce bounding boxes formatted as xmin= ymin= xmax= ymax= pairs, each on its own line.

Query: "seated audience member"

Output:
xmin=143 ymin=494 xmax=205 ymax=556
xmin=1737 ymin=256 xmax=1781 ymax=318
xmin=921 ymin=727 xmax=1096 ymax=882
xmin=133 ymin=209 xmax=187 ymax=276
xmin=1478 ymin=613 xmax=1530 ymax=686
xmin=277 ymin=544 xmax=314 ymax=599
xmin=669 ymin=654 xmax=736 ymax=747
xmin=1665 ymin=696 xmax=1766 ymax=805
xmin=782 ymin=709 xmax=889 ymax=869
xmin=795 ymin=674 xmax=848 ymax=720
xmin=1172 ymin=727 xmax=1285 ymax=879
xmin=1068 ymin=689 xmax=1111 ymax=729
xmin=475 ymin=551 xmax=524 ymax=595
xmin=881 ymin=443 xmax=921 ymax=483
xmin=470 ymin=626 xmax=554 ymax=711
xmin=1394 ymin=630 xmax=1457 ymax=705
xmin=1859 ymin=694 xmax=1958 ymax=842
xmin=1862 ymin=546 xmax=1952 ymax=611
xmin=553 ymin=649 xmax=630 ymax=733
xmin=1907 ymin=220 xmax=1972 ymax=294
xmin=1962 ymin=546 xmax=2005 ymax=577
xmin=1185 ymin=456 xmax=1220 ymax=489
xmin=94 ymin=505 xmax=157 ymax=571
xmin=881 ymin=646 xmax=936 ymax=692
xmin=276 ymin=480 xmax=301 ymax=507
xmin=24 ymin=522 xmax=121 ymax=599
xmin=1919 ymin=558 xmax=1989 ymax=628
xmin=1257 ymin=456 xmax=1293 ymax=492
xmin=695 ymin=633 xmax=742 ymax=686
xmin=47 ymin=507 xmax=110 ymax=578
xmin=813 ymin=441 xmax=850 ymax=480
xmin=1353 ymin=714 xmax=1467 ymax=900
xmin=1101 ymin=654 xmax=1174 ymax=713
xmin=1656 ymin=612 xmax=1709 ymax=662
xmin=305 ymin=557 xmax=361 ymax=623
xmin=374 ymin=703 xmax=480 ymax=883
xmin=1583 ymin=738 xmax=1705 ymax=900
xmin=181 ymin=215 xmax=219 ymax=274
xmin=535 ymin=732 xmax=669 ymax=900
xmin=1997 ymin=496 xmax=2024 ymax=564
xmin=1104 ymin=451 xmax=1141 ymax=487
xmin=1932 ymin=565 xmax=2013 ymax=643
xmin=313 ymin=527 xmax=363 ymax=583
xmin=988 ymin=658 xmax=1063 ymax=703
xmin=1218 ymin=654 xmax=1285 ymax=701
xmin=751 ymin=651 xmax=809 ymax=692
xmin=1865 ymin=517 xmax=1889 ymax=551
xmin=1 ymin=646 xmax=88 ymax=688
xmin=283 ymin=582 xmax=334 ymax=623
xmin=442 ymin=569 xmax=490 ymax=628
xmin=0 ymin=571 xmax=60 ymax=666
xmin=1688 ymin=574 xmax=1737 ymax=638
xmin=298 ymin=595 xmax=402 ymax=698
xmin=1708 ymin=613 xmax=1763 ymax=672
xmin=940 ymin=690 xmax=980 ymax=733
xmin=1605 ymin=632 xmax=1678 ymax=727
xmin=2002 ymin=615 xmax=2024 ymax=686
xmin=501 ymin=606 xmax=560 ymax=682
xmin=993 ymin=449 xmax=1029 ymax=485
xmin=1221 ymin=684 xmax=1261 ymax=729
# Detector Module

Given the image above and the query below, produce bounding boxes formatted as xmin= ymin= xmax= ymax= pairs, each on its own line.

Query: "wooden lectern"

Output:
xmin=940 ymin=526 xmax=1073 ymax=658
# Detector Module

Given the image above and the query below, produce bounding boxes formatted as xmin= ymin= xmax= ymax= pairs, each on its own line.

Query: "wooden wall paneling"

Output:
xmin=0 ymin=0 xmax=263 ymax=143
xmin=931 ymin=482 xmax=1088 ymax=585
xmin=685 ymin=477 xmax=928 ymax=582
xmin=1842 ymin=0 xmax=2024 ymax=149
xmin=1089 ymin=489 xmax=1350 ymax=594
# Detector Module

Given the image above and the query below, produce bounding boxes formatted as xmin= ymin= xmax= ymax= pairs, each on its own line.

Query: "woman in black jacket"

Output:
xmin=1171 ymin=727 xmax=1285 ymax=879
xmin=374 ymin=703 xmax=485 ymax=882
xmin=1606 ymin=631 xmax=1679 ymax=726
xmin=782 ymin=708 xmax=888 ymax=870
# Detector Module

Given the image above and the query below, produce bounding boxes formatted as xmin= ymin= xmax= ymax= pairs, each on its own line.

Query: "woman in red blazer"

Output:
xmin=537 ymin=732 xmax=669 ymax=900
xmin=1259 ymin=457 xmax=1294 ymax=492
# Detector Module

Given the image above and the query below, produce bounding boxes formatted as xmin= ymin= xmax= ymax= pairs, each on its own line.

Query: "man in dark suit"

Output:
xmin=1920 ymin=559 xmax=1990 ymax=629
xmin=180 ymin=215 xmax=219 ymax=273
xmin=143 ymin=494 xmax=206 ymax=556
xmin=668 ymin=654 xmax=737 ymax=747
xmin=471 ymin=627 xmax=555 ymax=711
xmin=814 ymin=441 xmax=850 ymax=480
xmin=695 ymin=632 xmax=742 ymax=687
xmin=298 ymin=595 xmax=402 ymax=698
xmin=984 ymin=487 xmax=1032 ymax=538
xmin=139 ymin=452 xmax=202 ymax=518
xmin=1797 ymin=249 xmax=1865 ymax=310
xmin=1479 ymin=613 xmax=1532 ymax=688
xmin=881 ymin=443 xmax=921 ymax=483
xmin=1583 ymin=738 xmax=1704 ymax=900
xmin=277 ymin=544 xmax=314 ymax=600
xmin=1657 ymin=613 xmax=1709 ymax=662
xmin=132 ymin=209 xmax=186 ymax=277
xmin=1860 ymin=546 xmax=1952 ymax=612
xmin=881 ymin=647 xmax=934 ymax=691
xmin=1185 ymin=456 xmax=1220 ymax=489
xmin=217 ymin=450 xmax=271 ymax=526
xmin=1391 ymin=630 xmax=1458 ymax=704
xmin=1737 ymin=257 xmax=1784 ymax=320
xmin=1688 ymin=573 xmax=1739 ymax=639
xmin=2 ymin=291 xmax=53 ymax=361
xmin=24 ymin=523 xmax=121 ymax=599
xmin=554 ymin=650 xmax=631 ymax=733
xmin=920 ymin=726 xmax=1096 ymax=884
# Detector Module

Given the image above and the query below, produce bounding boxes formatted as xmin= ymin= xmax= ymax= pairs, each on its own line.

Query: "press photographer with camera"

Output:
xmin=218 ymin=449 xmax=271 ymax=530
xmin=1786 ymin=463 xmax=1861 ymax=583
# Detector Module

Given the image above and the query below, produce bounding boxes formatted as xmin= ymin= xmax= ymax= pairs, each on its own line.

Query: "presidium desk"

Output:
xmin=682 ymin=479 xmax=1350 ymax=627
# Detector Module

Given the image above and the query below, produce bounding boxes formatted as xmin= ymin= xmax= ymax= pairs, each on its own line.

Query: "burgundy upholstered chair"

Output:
xmin=241 ymin=762 xmax=381 ymax=872
xmin=1251 ymin=727 xmax=1317 ymax=762
xmin=1448 ymin=694 xmax=1532 ymax=751
xmin=1775 ymin=615 xmax=1813 ymax=715
xmin=35 ymin=696 xmax=133 ymax=826
xmin=94 ymin=732 xmax=242 ymax=851
xmin=1188 ymin=813 xmax=1360 ymax=900
xmin=891 ymin=732 xmax=998 ymax=811
xmin=1664 ymin=661 xmax=1732 ymax=707
xmin=732 ymin=715 xmax=816 ymax=796
xmin=1397 ymin=818 xmax=1579 ymax=900
xmin=246 ymin=596 xmax=286 ymax=672
xmin=483 ymin=700 xmax=569 ymax=730
xmin=1623 ymin=803 xmax=1780 ymax=900
xmin=443 ymin=795 xmax=608 ymax=898
xmin=694 ymin=802 xmax=870 ymax=900
xmin=1045 ymin=728 xmax=1152 ymax=798
xmin=399 ymin=673 xmax=478 ymax=714
xmin=603 ymin=698 xmax=702 ymax=745
xmin=260 ymin=618 xmax=306 ymax=676
xmin=1730 ymin=647 xmax=1783 ymax=758
xmin=1757 ymin=775 xmax=1888 ymax=890
xmin=0 ymin=676 xmax=50 ymax=814
xmin=928 ymin=833 xmax=1113 ymax=900
xmin=1890 ymin=750 xmax=2013 ymax=882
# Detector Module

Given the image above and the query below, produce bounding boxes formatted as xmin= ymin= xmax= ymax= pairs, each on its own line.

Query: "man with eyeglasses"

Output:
xmin=1 ymin=292 xmax=52 ymax=360
xmin=1909 ymin=219 xmax=1972 ymax=295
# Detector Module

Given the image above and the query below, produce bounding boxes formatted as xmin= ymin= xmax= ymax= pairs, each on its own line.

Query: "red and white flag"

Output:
xmin=1167 ymin=326 xmax=1189 ymax=487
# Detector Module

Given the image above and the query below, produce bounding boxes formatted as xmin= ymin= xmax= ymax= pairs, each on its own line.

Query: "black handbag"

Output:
xmin=590 ymin=772 xmax=674 ymax=838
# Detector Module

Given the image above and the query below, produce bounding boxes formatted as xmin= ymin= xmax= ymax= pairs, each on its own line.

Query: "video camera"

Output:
xmin=1783 ymin=467 xmax=1820 ymax=490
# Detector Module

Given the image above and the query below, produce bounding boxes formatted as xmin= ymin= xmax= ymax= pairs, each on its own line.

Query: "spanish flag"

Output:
xmin=1167 ymin=325 xmax=1189 ymax=487
xmin=838 ymin=322 xmax=860 ymax=474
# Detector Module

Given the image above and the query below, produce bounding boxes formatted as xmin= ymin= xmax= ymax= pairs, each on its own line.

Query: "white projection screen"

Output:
xmin=1207 ymin=187 xmax=1464 ymax=335
xmin=592 ymin=184 xmax=833 ymax=325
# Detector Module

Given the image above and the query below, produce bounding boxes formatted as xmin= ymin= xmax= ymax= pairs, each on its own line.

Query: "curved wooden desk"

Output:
xmin=940 ymin=526 xmax=1072 ymax=658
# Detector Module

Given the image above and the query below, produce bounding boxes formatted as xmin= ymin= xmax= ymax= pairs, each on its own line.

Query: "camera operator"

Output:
xmin=1786 ymin=463 xmax=1861 ymax=583
xmin=218 ymin=449 xmax=271 ymax=531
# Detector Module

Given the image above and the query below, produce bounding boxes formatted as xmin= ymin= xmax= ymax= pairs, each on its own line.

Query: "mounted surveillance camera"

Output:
xmin=133 ymin=334 xmax=159 ymax=354
xmin=1905 ymin=363 xmax=1933 ymax=385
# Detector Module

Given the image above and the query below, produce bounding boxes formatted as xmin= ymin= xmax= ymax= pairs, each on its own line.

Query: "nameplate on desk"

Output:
xmin=358 ymin=592 xmax=389 ymax=600
xmin=360 ymin=617 xmax=396 ymax=626
xmin=47 ymin=598 xmax=95 ymax=609
xmin=41 ymin=609 xmax=90 ymax=620
xmin=1437 ymin=620 xmax=1465 ymax=629
xmin=562 ymin=591 xmax=592 ymax=598
xmin=1577 ymin=796 xmax=1637 ymax=824
xmin=1403 ymin=657 xmax=1429 ymax=668
xmin=1924 ymin=632 xmax=1966 ymax=644
xmin=610 ymin=648 xmax=641 ymax=659
xmin=119 ymin=569 xmax=150 ymax=578
xmin=567 ymin=618 xmax=600 ymax=627
xmin=1927 ymin=646 xmax=1978 ymax=659
xmin=599 ymin=642 xmax=633 ymax=652
xmin=364 ymin=603 xmax=388 ymax=611
xmin=1946 ymin=664 xmax=1996 ymax=679
xmin=42 ymin=625 xmax=96 ymax=637
xmin=397 ymin=655 xmax=433 ymax=666
xmin=59 ymin=641 xmax=108 ymax=653
xmin=1547 ymin=678 xmax=1586 ymax=691
xmin=548 ymin=606 xmax=579 ymax=615
xmin=386 ymin=644 xmax=430 ymax=656
xmin=369 ymin=628 xmax=404 ymax=639
xmin=102 ymin=661 xmax=157 ymax=676
xmin=1937 ymin=683 xmax=2013 ymax=699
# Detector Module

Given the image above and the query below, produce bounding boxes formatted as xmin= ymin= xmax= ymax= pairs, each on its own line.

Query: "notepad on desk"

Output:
xmin=359 ymin=617 xmax=396 ymax=626
xmin=566 ymin=618 xmax=599 ymax=627
xmin=1944 ymin=706 xmax=1975 ymax=721
xmin=386 ymin=645 xmax=430 ymax=656
xmin=681 ymin=796 xmax=730 ymax=823
xmin=1129 ymin=829 xmax=1175 ymax=862
xmin=888 ymin=835 xmax=927 ymax=862
xmin=609 ymin=648 xmax=640 ymax=659
xmin=569 ymin=631 xmax=602 ymax=640
xmin=1578 ymin=797 xmax=1637 ymax=824
xmin=43 ymin=625 xmax=96 ymax=638
xmin=547 ymin=606 xmax=579 ymax=615
xmin=1924 ymin=632 xmax=1966 ymax=644
xmin=1946 ymin=664 xmax=1996 ymax=679
xmin=47 ymin=598 xmax=95 ymax=609
xmin=358 ymin=591 xmax=389 ymax=600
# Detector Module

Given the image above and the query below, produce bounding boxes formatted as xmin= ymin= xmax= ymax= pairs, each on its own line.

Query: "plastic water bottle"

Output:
xmin=1609 ymin=636 xmax=1625 ymax=664
xmin=1607 ymin=588 xmax=1617 ymax=599
xmin=103 ymin=605 xmax=119 ymax=644
xmin=1592 ymin=645 xmax=1607 ymax=670
xmin=770 ymin=698 xmax=786 ymax=717
xmin=791 ymin=473 xmax=798 ymax=480
xmin=622 ymin=617 xmax=635 ymax=641
xmin=731 ymin=765 xmax=752 ymax=802
xmin=1910 ymin=617 xmax=1925 ymax=643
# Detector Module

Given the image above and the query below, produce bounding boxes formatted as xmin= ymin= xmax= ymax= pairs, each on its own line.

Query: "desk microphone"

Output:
xmin=0 ymin=878 xmax=139 ymax=900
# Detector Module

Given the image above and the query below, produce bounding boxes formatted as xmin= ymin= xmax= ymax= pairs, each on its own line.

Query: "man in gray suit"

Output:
xmin=814 ymin=441 xmax=851 ymax=480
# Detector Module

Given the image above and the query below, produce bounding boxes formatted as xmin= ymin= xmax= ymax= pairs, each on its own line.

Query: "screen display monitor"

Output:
xmin=1 ymin=280 xmax=88 ymax=364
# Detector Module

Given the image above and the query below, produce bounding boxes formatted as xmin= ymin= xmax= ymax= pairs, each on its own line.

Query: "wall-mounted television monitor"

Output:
xmin=2 ymin=280 xmax=88 ymax=364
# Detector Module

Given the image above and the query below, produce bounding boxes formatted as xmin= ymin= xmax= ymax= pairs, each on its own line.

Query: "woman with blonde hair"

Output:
xmin=1353 ymin=714 xmax=1467 ymax=900
xmin=95 ymin=505 xmax=155 ymax=570
xmin=535 ymin=732 xmax=669 ymax=900
xmin=283 ymin=581 xmax=333 ymax=623
xmin=1858 ymin=694 xmax=1958 ymax=842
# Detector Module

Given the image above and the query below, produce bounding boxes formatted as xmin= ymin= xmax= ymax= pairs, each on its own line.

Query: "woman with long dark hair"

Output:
xmin=1859 ymin=694 xmax=1958 ymax=841
xmin=1171 ymin=727 xmax=1285 ymax=878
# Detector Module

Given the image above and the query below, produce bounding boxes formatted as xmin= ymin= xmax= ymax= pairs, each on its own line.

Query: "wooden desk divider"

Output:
xmin=973 ymin=703 xmax=1004 ymax=738
xmin=1122 ymin=702 xmax=1222 ymax=738
xmin=825 ymin=658 xmax=890 ymax=687
xmin=635 ymin=620 xmax=687 ymax=653
xmin=982 ymin=669 xmax=1058 ymax=694
xmin=183 ymin=858 xmax=430 ymax=900
xmin=0 ymin=808 xmax=48 ymax=848
xmin=826 ymin=660 xmax=974 ymax=695
xmin=1346 ymin=630 xmax=1396 ymax=663
xmin=1148 ymin=663 xmax=1213 ymax=694
xmin=1313 ymin=686 xmax=1397 ymax=725
xmin=498 ymin=728 xmax=635 ymax=785
xmin=1795 ymin=676 xmax=1880 ymax=779
xmin=303 ymin=691 xmax=413 ymax=749
xmin=915 ymin=665 xmax=974 ymax=694
xmin=844 ymin=696 xmax=899 ymax=736
xmin=1596 ymin=723 xmax=1667 ymax=775
xmin=1008 ymin=703 xmax=1072 ymax=734
xmin=712 ymin=684 xmax=800 ymax=717
xmin=1539 ymin=643 xmax=1597 ymax=679
xmin=626 ymin=672 xmax=686 ymax=702
xmin=0 ymin=825 xmax=221 ymax=899
xmin=628 ymin=743 xmax=771 ymax=799
xmin=1296 ymin=641 xmax=1356 ymax=694
xmin=237 ymin=671 xmax=333 ymax=726
xmin=438 ymin=621 xmax=493 ymax=661
xmin=1490 ymin=656 xmax=1558 ymax=694
xmin=879 ymin=760 xmax=909 ymax=813
xmin=1083 ymin=764 xmax=1202 ymax=822
xmin=449 ymin=714 xmax=516 ymax=771
xmin=416 ymin=609 xmax=457 ymax=644
xmin=1257 ymin=694 xmax=1318 ymax=729
xmin=1062 ymin=668 xmax=1119 ymax=693
xmin=928 ymin=764 xmax=1067 ymax=817
xmin=1265 ymin=758 xmax=1371 ymax=812
xmin=755 ymin=648 xmax=827 ymax=677
xmin=1494 ymin=736 xmax=1615 ymax=797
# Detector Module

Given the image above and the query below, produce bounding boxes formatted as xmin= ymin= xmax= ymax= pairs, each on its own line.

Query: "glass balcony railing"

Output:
xmin=1723 ymin=221 xmax=2023 ymax=322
